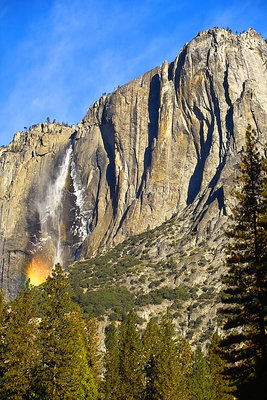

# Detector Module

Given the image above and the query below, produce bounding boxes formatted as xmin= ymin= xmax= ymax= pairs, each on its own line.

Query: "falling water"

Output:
xmin=27 ymin=143 xmax=92 ymax=285
xmin=37 ymin=146 xmax=73 ymax=265
xmin=70 ymin=159 xmax=91 ymax=242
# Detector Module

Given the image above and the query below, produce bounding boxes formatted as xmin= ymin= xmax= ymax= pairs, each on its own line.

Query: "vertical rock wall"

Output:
xmin=77 ymin=28 xmax=267 ymax=256
xmin=0 ymin=28 xmax=266 ymax=298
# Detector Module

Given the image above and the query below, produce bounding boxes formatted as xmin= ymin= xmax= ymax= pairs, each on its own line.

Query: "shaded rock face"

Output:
xmin=0 ymin=28 xmax=266 ymax=298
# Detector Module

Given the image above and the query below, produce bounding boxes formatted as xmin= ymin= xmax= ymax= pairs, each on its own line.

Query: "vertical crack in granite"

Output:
xmin=137 ymin=73 xmax=160 ymax=198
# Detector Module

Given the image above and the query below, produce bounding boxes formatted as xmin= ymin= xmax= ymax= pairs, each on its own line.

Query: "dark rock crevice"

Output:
xmin=187 ymin=112 xmax=214 ymax=206
xmin=99 ymin=107 xmax=117 ymax=215
xmin=137 ymin=74 xmax=160 ymax=199
xmin=223 ymin=68 xmax=235 ymax=149
xmin=174 ymin=46 xmax=188 ymax=103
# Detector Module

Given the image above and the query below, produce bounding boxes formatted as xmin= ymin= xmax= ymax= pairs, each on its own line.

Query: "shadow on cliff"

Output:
xmin=99 ymin=107 xmax=117 ymax=217
xmin=174 ymin=46 xmax=187 ymax=103
xmin=187 ymin=71 xmax=231 ymax=213
xmin=136 ymin=73 xmax=160 ymax=198
xmin=186 ymin=113 xmax=214 ymax=206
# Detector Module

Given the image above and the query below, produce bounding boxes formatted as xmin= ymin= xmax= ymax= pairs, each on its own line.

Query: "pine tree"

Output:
xmin=176 ymin=337 xmax=193 ymax=400
xmin=118 ymin=310 xmax=144 ymax=400
xmin=0 ymin=290 xmax=7 ymax=380
xmin=192 ymin=346 xmax=213 ymax=400
xmin=143 ymin=318 xmax=160 ymax=400
xmin=0 ymin=282 xmax=39 ymax=400
xmin=86 ymin=316 xmax=100 ymax=371
xmin=208 ymin=333 xmax=233 ymax=400
xmin=260 ymin=155 xmax=267 ymax=307
xmin=221 ymin=125 xmax=267 ymax=398
xmin=104 ymin=323 xmax=120 ymax=400
xmin=37 ymin=264 xmax=97 ymax=400
xmin=85 ymin=316 xmax=101 ymax=395
xmin=152 ymin=313 xmax=192 ymax=400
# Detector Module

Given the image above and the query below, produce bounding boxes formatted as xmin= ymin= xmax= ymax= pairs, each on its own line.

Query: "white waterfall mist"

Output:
xmin=37 ymin=146 xmax=73 ymax=265
xmin=70 ymin=159 xmax=91 ymax=242
xmin=31 ymin=143 xmax=92 ymax=272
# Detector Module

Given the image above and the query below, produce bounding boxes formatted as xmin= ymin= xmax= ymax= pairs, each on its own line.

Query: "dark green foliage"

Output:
xmin=208 ymin=333 xmax=233 ymax=400
xmin=143 ymin=318 xmax=160 ymax=400
xmin=118 ymin=310 xmax=145 ymax=400
xmin=101 ymin=313 xmax=194 ymax=400
xmin=135 ymin=286 xmax=190 ymax=306
xmin=152 ymin=313 xmax=180 ymax=399
xmin=69 ymin=252 xmax=142 ymax=291
xmin=86 ymin=316 xmax=100 ymax=369
xmin=85 ymin=316 xmax=101 ymax=393
xmin=37 ymin=264 xmax=97 ymax=400
xmin=104 ymin=323 xmax=120 ymax=400
xmin=151 ymin=313 xmax=192 ymax=400
xmin=0 ymin=282 xmax=39 ymax=400
xmin=175 ymin=337 xmax=193 ymax=400
xmin=192 ymin=346 xmax=213 ymax=400
xmin=221 ymin=125 xmax=267 ymax=398
xmin=78 ymin=286 xmax=134 ymax=320
xmin=0 ymin=290 xmax=7 ymax=380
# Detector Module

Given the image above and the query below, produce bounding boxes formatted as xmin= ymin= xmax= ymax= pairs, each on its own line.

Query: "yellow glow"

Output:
xmin=27 ymin=257 xmax=52 ymax=286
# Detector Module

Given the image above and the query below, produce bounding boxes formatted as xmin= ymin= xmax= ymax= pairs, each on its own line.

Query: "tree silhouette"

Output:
xmin=221 ymin=125 xmax=267 ymax=398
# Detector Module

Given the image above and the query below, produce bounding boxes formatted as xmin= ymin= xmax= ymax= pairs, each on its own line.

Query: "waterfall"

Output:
xmin=27 ymin=143 xmax=92 ymax=285
xmin=70 ymin=159 xmax=92 ymax=242
xmin=37 ymin=146 xmax=73 ymax=265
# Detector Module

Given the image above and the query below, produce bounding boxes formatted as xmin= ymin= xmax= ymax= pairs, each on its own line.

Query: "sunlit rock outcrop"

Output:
xmin=0 ymin=28 xmax=266 ymax=298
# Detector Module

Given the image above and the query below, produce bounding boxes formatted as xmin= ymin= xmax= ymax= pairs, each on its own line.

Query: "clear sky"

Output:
xmin=0 ymin=0 xmax=266 ymax=146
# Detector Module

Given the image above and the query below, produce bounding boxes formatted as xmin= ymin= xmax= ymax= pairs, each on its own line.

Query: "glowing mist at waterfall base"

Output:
xmin=26 ymin=145 xmax=88 ymax=286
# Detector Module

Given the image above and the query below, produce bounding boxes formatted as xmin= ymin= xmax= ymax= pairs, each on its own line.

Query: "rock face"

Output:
xmin=0 ymin=123 xmax=78 ymax=296
xmin=0 ymin=28 xmax=266 ymax=298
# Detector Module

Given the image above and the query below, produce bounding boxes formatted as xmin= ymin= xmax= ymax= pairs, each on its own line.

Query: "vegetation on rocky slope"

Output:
xmin=68 ymin=211 xmax=223 ymax=345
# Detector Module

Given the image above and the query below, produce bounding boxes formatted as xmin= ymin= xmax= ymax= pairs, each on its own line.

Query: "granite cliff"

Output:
xmin=0 ymin=28 xmax=266 ymax=300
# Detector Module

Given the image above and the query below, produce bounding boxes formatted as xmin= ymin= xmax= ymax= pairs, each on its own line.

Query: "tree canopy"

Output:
xmin=221 ymin=125 xmax=267 ymax=398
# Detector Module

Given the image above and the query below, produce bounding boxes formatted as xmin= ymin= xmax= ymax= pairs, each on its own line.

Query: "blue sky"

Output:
xmin=0 ymin=0 xmax=266 ymax=146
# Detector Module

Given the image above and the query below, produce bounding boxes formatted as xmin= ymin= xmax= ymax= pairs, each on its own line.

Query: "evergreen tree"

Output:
xmin=221 ymin=125 xmax=267 ymax=398
xmin=152 ymin=313 xmax=192 ymax=400
xmin=104 ymin=323 xmax=120 ymax=400
xmin=143 ymin=318 xmax=160 ymax=400
xmin=0 ymin=290 xmax=7 ymax=380
xmin=86 ymin=316 xmax=100 ymax=373
xmin=85 ymin=315 xmax=101 ymax=395
xmin=37 ymin=264 xmax=97 ymax=400
xmin=118 ymin=310 xmax=144 ymax=400
xmin=0 ymin=282 xmax=39 ymax=400
xmin=208 ymin=333 xmax=233 ymax=400
xmin=176 ymin=337 xmax=193 ymax=400
xmin=192 ymin=346 xmax=213 ymax=400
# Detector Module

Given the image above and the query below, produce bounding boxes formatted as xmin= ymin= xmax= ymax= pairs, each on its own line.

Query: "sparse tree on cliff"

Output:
xmin=221 ymin=125 xmax=267 ymax=398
